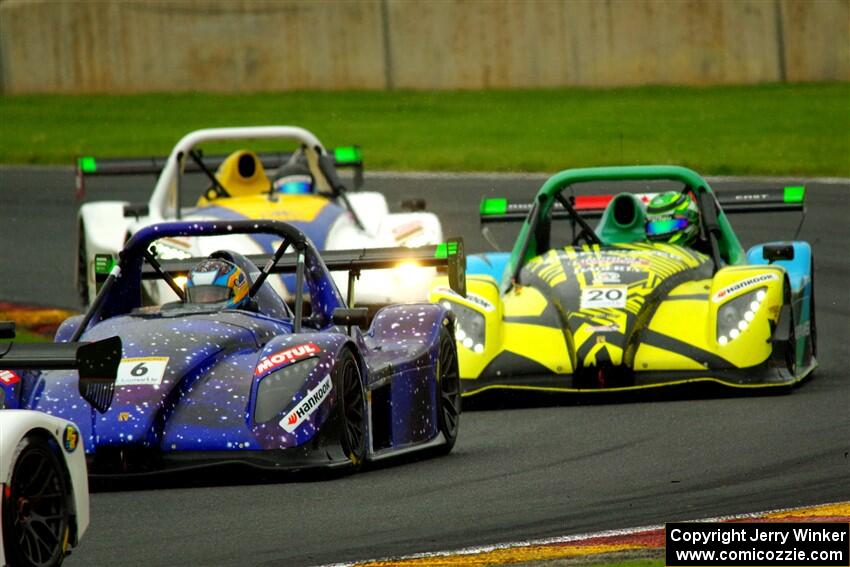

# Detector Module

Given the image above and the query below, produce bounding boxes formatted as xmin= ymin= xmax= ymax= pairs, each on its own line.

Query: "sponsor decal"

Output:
xmin=434 ymin=287 xmax=495 ymax=311
xmin=712 ymin=273 xmax=778 ymax=302
xmin=280 ymin=375 xmax=333 ymax=433
xmin=576 ymin=256 xmax=650 ymax=270
xmin=255 ymin=343 xmax=321 ymax=377
xmin=0 ymin=370 xmax=20 ymax=386
xmin=580 ymin=286 xmax=628 ymax=309
xmin=589 ymin=324 xmax=619 ymax=333
xmin=116 ymin=357 xmax=169 ymax=386
xmin=594 ymin=271 xmax=621 ymax=284
xmin=392 ymin=220 xmax=425 ymax=242
xmin=63 ymin=425 xmax=79 ymax=453
xmin=118 ymin=412 xmax=131 ymax=422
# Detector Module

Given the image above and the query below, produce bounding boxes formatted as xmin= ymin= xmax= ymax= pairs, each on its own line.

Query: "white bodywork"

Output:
xmin=0 ymin=411 xmax=90 ymax=564
xmin=78 ymin=126 xmax=442 ymax=306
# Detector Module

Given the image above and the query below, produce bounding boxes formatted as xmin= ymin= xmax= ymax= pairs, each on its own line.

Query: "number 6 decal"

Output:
xmin=116 ymin=357 xmax=169 ymax=386
xmin=580 ymin=286 xmax=627 ymax=309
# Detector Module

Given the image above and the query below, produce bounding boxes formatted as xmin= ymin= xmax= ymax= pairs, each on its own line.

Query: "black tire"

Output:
xmin=807 ymin=260 xmax=817 ymax=360
xmin=76 ymin=223 xmax=89 ymax=309
xmin=1 ymin=435 xmax=70 ymax=567
xmin=783 ymin=281 xmax=797 ymax=376
xmin=436 ymin=326 xmax=461 ymax=454
xmin=334 ymin=349 xmax=367 ymax=469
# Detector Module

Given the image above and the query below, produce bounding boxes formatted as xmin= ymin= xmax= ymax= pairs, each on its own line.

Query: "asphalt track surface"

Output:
xmin=1 ymin=167 xmax=849 ymax=566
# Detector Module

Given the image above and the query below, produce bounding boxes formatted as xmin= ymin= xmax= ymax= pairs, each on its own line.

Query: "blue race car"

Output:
xmin=6 ymin=220 xmax=464 ymax=475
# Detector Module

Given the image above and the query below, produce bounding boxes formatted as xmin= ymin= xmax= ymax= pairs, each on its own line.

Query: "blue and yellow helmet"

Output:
xmin=645 ymin=191 xmax=700 ymax=245
xmin=185 ymin=258 xmax=249 ymax=309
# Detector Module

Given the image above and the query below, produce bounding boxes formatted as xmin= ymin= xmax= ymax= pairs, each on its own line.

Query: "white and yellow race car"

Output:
xmin=430 ymin=165 xmax=817 ymax=396
xmin=75 ymin=126 xmax=443 ymax=307
xmin=0 ymin=323 xmax=121 ymax=567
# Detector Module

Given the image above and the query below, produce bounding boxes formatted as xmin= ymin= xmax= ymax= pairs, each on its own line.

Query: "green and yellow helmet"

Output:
xmin=645 ymin=191 xmax=700 ymax=245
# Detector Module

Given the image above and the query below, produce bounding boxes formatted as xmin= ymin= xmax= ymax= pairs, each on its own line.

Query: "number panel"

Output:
xmin=580 ymin=286 xmax=627 ymax=309
xmin=116 ymin=357 xmax=169 ymax=386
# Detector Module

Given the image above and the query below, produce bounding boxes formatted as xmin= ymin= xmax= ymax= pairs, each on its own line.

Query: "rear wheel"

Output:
xmin=76 ymin=223 xmax=89 ymax=308
xmin=1 ymin=435 xmax=70 ymax=567
xmin=436 ymin=326 xmax=461 ymax=454
xmin=335 ymin=349 xmax=367 ymax=469
xmin=807 ymin=261 xmax=817 ymax=360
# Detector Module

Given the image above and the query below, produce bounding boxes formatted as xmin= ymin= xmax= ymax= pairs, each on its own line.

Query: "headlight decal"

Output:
xmin=254 ymin=357 xmax=321 ymax=424
xmin=716 ymin=286 xmax=767 ymax=345
xmin=441 ymin=300 xmax=486 ymax=353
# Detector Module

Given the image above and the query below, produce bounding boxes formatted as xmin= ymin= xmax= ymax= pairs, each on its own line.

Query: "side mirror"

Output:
xmin=763 ymin=244 xmax=794 ymax=263
xmin=332 ymin=307 xmax=369 ymax=328
xmin=401 ymin=198 xmax=427 ymax=212
xmin=123 ymin=203 xmax=150 ymax=218
xmin=0 ymin=321 xmax=15 ymax=339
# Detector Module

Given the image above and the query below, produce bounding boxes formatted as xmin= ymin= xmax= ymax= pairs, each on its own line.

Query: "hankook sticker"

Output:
xmin=712 ymin=273 xmax=778 ymax=302
xmin=280 ymin=375 xmax=333 ymax=433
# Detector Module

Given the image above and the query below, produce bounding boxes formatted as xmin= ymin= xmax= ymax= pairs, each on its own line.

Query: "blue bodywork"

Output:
xmin=7 ymin=220 xmax=456 ymax=474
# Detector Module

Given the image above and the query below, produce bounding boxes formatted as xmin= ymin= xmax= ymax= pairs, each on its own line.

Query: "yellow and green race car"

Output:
xmin=429 ymin=165 xmax=816 ymax=396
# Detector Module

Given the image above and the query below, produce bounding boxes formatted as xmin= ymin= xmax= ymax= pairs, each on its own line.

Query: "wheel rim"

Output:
xmin=439 ymin=334 xmax=461 ymax=439
xmin=8 ymin=447 xmax=66 ymax=567
xmin=341 ymin=358 xmax=366 ymax=462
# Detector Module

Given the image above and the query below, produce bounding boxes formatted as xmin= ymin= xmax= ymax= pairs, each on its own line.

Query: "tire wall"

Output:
xmin=0 ymin=0 xmax=847 ymax=94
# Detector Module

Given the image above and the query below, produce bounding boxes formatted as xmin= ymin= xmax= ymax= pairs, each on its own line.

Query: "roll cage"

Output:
xmin=504 ymin=166 xmax=746 ymax=289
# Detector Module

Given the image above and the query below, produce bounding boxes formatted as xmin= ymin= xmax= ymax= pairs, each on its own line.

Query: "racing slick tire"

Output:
xmin=334 ymin=349 xmax=367 ymax=470
xmin=2 ymin=435 xmax=71 ymax=567
xmin=435 ymin=326 xmax=461 ymax=454
xmin=807 ymin=260 xmax=817 ymax=360
xmin=76 ymin=223 xmax=89 ymax=309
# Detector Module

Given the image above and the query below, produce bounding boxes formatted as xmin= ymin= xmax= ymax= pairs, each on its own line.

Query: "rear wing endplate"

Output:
xmin=0 ymin=328 xmax=122 ymax=413
xmin=75 ymin=146 xmax=365 ymax=200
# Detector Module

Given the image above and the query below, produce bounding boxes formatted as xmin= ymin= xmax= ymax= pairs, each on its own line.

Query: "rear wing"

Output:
xmin=95 ymin=239 xmax=467 ymax=302
xmin=75 ymin=145 xmax=365 ymax=200
xmin=479 ymin=186 xmax=807 ymax=224
xmin=0 ymin=323 xmax=122 ymax=413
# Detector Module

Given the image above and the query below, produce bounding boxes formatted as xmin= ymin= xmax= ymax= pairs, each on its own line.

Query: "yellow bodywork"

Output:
xmin=430 ymin=244 xmax=797 ymax=395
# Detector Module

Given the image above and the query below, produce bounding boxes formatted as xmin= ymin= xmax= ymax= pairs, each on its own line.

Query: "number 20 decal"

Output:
xmin=580 ymin=286 xmax=627 ymax=309
xmin=116 ymin=357 xmax=169 ymax=386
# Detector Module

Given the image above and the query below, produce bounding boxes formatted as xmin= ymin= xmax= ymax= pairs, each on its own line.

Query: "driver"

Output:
xmin=272 ymin=150 xmax=314 ymax=195
xmin=184 ymin=258 xmax=250 ymax=309
xmin=644 ymin=191 xmax=699 ymax=246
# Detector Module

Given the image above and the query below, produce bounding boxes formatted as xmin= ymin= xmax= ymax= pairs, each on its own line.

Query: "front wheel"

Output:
xmin=436 ymin=326 xmax=461 ymax=454
xmin=1 ymin=435 xmax=70 ymax=567
xmin=334 ymin=349 xmax=367 ymax=469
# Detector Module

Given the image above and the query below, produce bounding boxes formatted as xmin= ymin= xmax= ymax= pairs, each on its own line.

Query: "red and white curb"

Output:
xmin=321 ymin=501 xmax=850 ymax=566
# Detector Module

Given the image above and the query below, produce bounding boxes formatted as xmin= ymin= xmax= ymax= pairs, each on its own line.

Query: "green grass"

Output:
xmin=9 ymin=329 xmax=50 ymax=343
xmin=1 ymin=83 xmax=848 ymax=175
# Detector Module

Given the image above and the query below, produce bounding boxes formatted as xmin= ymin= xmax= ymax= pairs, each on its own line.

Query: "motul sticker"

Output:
xmin=0 ymin=370 xmax=20 ymax=385
xmin=712 ymin=273 xmax=778 ymax=302
xmin=280 ymin=375 xmax=333 ymax=433
xmin=116 ymin=357 xmax=169 ymax=386
xmin=255 ymin=343 xmax=321 ymax=377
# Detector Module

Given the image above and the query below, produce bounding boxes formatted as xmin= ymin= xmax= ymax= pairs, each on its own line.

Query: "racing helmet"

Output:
xmin=185 ymin=258 xmax=249 ymax=309
xmin=645 ymin=191 xmax=700 ymax=245
xmin=272 ymin=150 xmax=314 ymax=195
